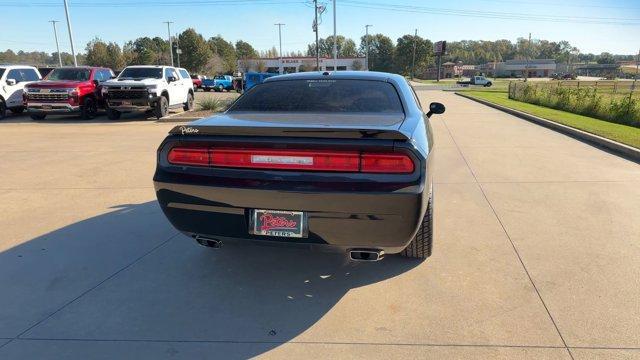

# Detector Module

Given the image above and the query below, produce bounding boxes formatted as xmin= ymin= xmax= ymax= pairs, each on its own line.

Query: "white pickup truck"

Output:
xmin=101 ymin=65 xmax=194 ymax=119
xmin=457 ymin=75 xmax=493 ymax=87
xmin=0 ymin=65 xmax=42 ymax=119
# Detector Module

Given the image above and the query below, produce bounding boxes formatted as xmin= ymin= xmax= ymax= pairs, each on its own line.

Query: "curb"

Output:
xmin=156 ymin=117 xmax=201 ymax=123
xmin=455 ymin=92 xmax=640 ymax=163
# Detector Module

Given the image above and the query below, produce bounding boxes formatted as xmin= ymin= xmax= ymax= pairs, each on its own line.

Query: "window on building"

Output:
xmin=325 ymin=66 xmax=335 ymax=71
xmin=337 ymin=66 xmax=347 ymax=71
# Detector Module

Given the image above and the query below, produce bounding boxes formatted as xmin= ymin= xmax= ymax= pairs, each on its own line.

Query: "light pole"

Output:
xmin=62 ymin=0 xmax=77 ymax=66
xmin=275 ymin=23 xmax=285 ymax=74
xmin=164 ymin=21 xmax=174 ymax=67
xmin=49 ymin=20 xmax=62 ymax=67
xmin=365 ymin=24 xmax=372 ymax=71
xmin=332 ymin=0 xmax=337 ymax=71
xmin=313 ymin=0 xmax=319 ymax=70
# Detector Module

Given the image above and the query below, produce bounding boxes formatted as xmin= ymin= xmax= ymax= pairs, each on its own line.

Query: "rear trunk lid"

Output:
xmin=172 ymin=112 xmax=409 ymax=140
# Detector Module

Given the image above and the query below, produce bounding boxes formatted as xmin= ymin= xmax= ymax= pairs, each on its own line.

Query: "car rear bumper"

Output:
xmin=153 ymin=181 xmax=428 ymax=253
xmin=27 ymin=102 xmax=80 ymax=113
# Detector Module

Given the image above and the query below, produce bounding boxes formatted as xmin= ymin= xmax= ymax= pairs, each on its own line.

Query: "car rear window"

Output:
xmin=229 ymin=79 xmax=404 ymax=113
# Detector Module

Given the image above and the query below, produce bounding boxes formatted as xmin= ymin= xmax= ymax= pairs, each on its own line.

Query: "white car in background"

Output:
xmin=0 ymin=65 xmax=42 ymax=119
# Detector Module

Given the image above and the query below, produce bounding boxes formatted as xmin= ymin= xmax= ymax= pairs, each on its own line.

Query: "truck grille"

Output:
xmin=108 ymin=88 xmax=148 ymax=100
xmin=27 ymin=93 xmax=69 ymax=101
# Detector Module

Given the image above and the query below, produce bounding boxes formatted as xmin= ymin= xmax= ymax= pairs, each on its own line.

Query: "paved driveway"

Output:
xmin=0 ymin=91 xmax=638 ymax=359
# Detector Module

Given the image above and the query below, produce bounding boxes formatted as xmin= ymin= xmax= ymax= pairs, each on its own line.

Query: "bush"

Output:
xmin=197 ymin=98 xmax=231 ymax=112
xmin=509 ymin=82 xmax=639 ymax=127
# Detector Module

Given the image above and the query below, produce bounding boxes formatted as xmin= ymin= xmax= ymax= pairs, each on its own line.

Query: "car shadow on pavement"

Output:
xmin=0 ymin=201 xmax=420 ymax=358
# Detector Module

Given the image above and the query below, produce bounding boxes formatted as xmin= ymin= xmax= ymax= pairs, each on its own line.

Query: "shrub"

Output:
xmin=197 ymin=98 xmax=231 ymax=112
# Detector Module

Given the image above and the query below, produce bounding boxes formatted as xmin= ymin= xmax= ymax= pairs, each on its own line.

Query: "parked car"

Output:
xmin=457 ymin=75 xmax=492 ymax=87
xmin=244 ymin=72 xmax=278 ymax=91
xmin=24 ymin=66 xmax=113 ymax=120
xmin=562 ymin=73 xmax=577 ymax=80
xmin=190 ymin=74 xmax=205 ymax=90
xmin=153 ymin=71 xmax=445 ymax=261
xmin=202 ymin=75 xmax=234 ymax=92
xmin=101 ymin=65 xmax=194 ymax=120
xmin=0 ymin=65 xmax=41 ymax=119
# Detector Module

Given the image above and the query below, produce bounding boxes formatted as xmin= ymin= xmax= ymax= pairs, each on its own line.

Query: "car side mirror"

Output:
xmin=426 ymin=102 xmax=445 ymax=117
xmin=6 ymin=78 xmax=17 ymax=86
xmin=168 ymin=76 xmax=177 ymax=83
xmin=93 ymin=79 xmax=100 ymax=86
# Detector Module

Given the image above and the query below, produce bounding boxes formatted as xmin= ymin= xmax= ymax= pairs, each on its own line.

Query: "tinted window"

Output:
xmin=0 ymin=68 xmax=5 ymax=79
xmin=103 ymin=69 xmax=114 ymax=80
xmin=164 ymin=68 xmax=177 ymax=80
xmin=21 ymin=69 xmax=40 ymax=81
xmin=179 ymin=69 xmax=189 ymax=79
xmin=119 ymin=67 xmax=163 ymax=79
xmin=47 ymin=68 xmax=90 ymax=81
xmin=7 ymin=69 xmax=23 ymax=82
xmin=229 ymin=79 xmax=404 ymax=113
xmin=214 ymin=75 xmax=225 ymax=80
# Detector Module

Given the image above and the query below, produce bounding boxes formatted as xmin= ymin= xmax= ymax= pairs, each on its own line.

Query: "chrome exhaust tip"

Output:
xmin=349 ymin=249 xmax=384 ymax=262
xmin=194 ymin=235 xmax=222 ymax=249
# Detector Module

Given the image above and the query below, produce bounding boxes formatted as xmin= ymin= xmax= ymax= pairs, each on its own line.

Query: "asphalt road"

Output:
xmin=0 ymin=91 xmax=638 ymax=359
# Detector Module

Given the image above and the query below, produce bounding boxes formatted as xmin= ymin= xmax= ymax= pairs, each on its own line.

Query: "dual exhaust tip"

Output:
xmin=194 ymin=235 xmax=384 ymax=262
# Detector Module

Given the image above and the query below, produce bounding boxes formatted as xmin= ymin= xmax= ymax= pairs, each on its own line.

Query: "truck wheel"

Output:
xmin=0 ymin=99 xmax=6 ymax=119
xmin=216 ymin=84 xmax=224 ymax=92
xmin=485 ymin=82 xmax=492 ymax=87
xmin=400 ymin=194 xmax=433 ymax=260
xmin=203 ymin=88 xmax=211 ymax=92
xmin=155 ymin=96 xmax=169 ymax=119
xmin=183 ymin=92 xmax=194 ymax=111
xmin=30 ymin=113 xmax=46 ymax=120
xmin=10 ymin=106 xmax=25 ymax=114
xmin=80 ymin=97 xmax=98 ymax=120
xmin=107 ymin=109 xmax=121 ymax=120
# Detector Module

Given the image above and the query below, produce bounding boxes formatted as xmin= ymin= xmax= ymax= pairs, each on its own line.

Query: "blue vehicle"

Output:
xmin=244 ymin=72 xmax=278 ymax=91
xmin=202 ymin=75 xmax=234 ymax=92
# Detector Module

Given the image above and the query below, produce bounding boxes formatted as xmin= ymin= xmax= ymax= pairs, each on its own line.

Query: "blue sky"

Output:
xmin=1 ymin=0 xmax=639 ymax=55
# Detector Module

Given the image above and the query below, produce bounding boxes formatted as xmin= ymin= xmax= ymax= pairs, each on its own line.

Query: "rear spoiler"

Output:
xmin=169 ymin=124 xmax=410 ymax=140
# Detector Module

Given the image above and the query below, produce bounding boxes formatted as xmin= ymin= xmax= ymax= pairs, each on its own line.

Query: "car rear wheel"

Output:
xmin=107 ymin=109 xmax=121 ymax=120
xmin=80 ymin=97 xmax=98 ymax=120
xmin=30 ymin=113 xmax=46 ymax=120
xmin=183 ymin=92 xmax=194 ymax=111
xmin=400 ymin=194 xmax=433 ymax=260
xmin=155 ymin=96 xmax=169 ymax=119
xmin=0 ymin=99 xmax=6 ymax=119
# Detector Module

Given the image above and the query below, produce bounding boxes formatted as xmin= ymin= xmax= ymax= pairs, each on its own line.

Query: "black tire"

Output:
xmin=30 ymin=113 xmax=47 ymax=120
xmin=0 ymin=99 xmax=6 ymax=119
xmin=107 ymin=109 xmax=121 ymax=120
xmin=154 ymin=96 xmax=169 ymax=119
xmin=215 ymin=84 xmax=224 ymax=92
xmin=10 ymin=106 xmax=25 ymax=114
xmin=80 ymin=97 xmax=98 ymax=120
xmin=400 ymin=194 xmax=433 ymax=259
xmin=183 ymin=92 xmax=194 ymax=111
xmin=485 ymin=82 xmax=492 ymax=87
xmin=203 ymin=88 xmax=211 ymax=92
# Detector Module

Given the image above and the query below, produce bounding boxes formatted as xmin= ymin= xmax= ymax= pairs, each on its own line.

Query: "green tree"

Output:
xmin=177 ymin=28 xmax=212 ymax=72
xmin=306 ymin=36 xmax=358 ymax=58
xmin=208 ymin=35 xmax=236 ymax=73
xmin=597 ymin=52 xmax=616 ymax=64
xmin=85 ymin=38 xmax=124 ymax=69
xmin=358 ymin=34 xmax=394 ymax=72
xmin=235 ymin=40 xmax=257 ymax=59
xmin=393 ymin=34 xmax=433 ymax=76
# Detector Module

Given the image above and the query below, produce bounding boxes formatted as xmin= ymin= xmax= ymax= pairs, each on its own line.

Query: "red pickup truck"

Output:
xmin=24 ymin=66 xmax=114 ymax=120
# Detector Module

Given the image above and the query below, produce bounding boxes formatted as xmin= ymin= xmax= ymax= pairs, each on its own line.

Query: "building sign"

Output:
xmin=433 ymin=41 xmax=447 ymax=56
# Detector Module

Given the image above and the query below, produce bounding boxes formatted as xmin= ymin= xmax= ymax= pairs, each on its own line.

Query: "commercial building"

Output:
xmin=237 ymin=57 xmax=366 ymax=73
xmin=482 ymin=59 xmax=557 ymax=78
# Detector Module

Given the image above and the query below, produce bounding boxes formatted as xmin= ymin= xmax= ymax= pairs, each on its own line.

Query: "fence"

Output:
xmin=508 ymin=81 xmax=640 ymax=127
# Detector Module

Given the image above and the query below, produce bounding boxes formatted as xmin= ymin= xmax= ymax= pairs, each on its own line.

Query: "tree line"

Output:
xmin=1 ymin=29 xmax=635 ymax=76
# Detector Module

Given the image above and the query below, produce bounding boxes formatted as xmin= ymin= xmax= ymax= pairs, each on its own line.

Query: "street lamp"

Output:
xmin=365 ymin=24 xmax=373 ymax=71
xmin=49 ymin=20 xmax=62 ymax=67
xmin=275 ymin=23 xmax=285 ymax=74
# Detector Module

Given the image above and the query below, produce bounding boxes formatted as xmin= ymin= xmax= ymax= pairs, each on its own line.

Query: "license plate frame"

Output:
xmin=121 ymin=100 xmax=132 ymax=106
xmin=42 ymin=105 xmax=52 ymax=111
xmin=250 ymin=209 xmax=307 ymax=238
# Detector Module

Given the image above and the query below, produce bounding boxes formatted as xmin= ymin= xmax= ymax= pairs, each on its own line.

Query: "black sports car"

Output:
xmin=153 ymin=71 xmax=444 ymax=261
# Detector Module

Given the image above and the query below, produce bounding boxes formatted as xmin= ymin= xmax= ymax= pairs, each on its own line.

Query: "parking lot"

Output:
xmin=0 ymin=90 xmax=639 ymax=359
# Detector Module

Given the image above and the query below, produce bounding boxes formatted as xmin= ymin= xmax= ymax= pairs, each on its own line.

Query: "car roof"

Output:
xmin=0 ymin=65 xmax=38 ymax=70
xmin=125 ymin=65 xmax=169 ymax=68
xmin=263 ymin=71 xmax=405 ymax=83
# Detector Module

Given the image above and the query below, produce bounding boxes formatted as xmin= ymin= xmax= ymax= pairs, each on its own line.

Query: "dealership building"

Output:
xmin=479 ymin=59 xmax=557 ymax=78
xmin=237 ymin=57 xmax=366 ymax=73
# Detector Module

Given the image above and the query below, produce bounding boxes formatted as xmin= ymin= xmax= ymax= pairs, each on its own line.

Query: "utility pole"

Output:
xmin=62 ymin=0 xmax=77 ymax=66
xmin=175 ymin=32 xmax=181 ymax=68
xmin=275 ymin=23 xmax=285 ymax=74
xmin=332 ymin=0 xmax=337 ymax=71
xmin=365 ymin=24 xmax=373 ymax=71
xmin=313 ymin=0 xmax=320 ymax=70
xmin=49 ymin=20 xmax=62 ymax=67
xmin=633 ymin=48 xmax=639 ymax=91
xmin=164 ymin=21 xmax=174 ymax=67
xmin=524 ymin=32 xmax=531 ymax=82
xmin=411 ymin=29 xmax=417 ymax=80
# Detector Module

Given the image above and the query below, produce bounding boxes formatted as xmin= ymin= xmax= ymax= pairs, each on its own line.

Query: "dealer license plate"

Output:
xmin=42 ymin=105 xmax=52 ymax=110
xmin=251 ymin=209 xmax=306 ymax=238
xmin=121 ymin=100 xmax=131 ymax=106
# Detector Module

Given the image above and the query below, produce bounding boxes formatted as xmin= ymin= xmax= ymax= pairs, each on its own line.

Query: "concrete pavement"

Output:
xmin=0 ymin=91 xmax=638 ymax=359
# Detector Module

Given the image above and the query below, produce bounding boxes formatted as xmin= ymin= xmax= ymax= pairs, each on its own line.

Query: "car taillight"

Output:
xmin=167 ymin=147 xmax=210 ymax=166
xmin=167 ymin=147 xmax=414 ymax=174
